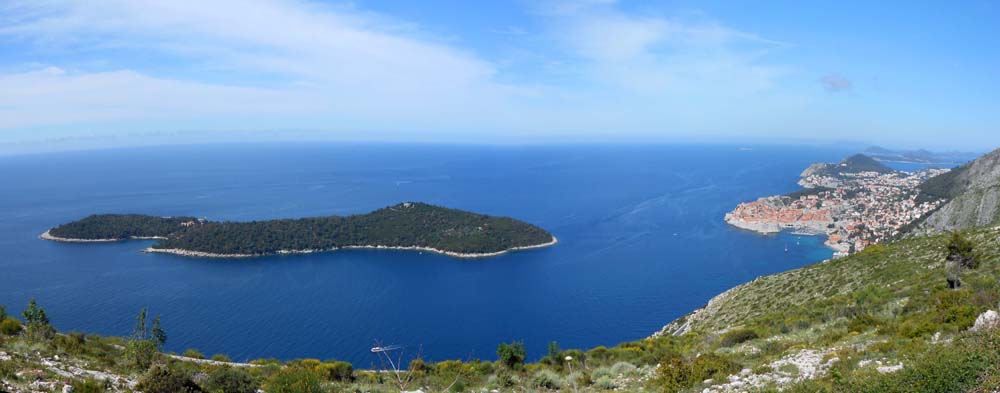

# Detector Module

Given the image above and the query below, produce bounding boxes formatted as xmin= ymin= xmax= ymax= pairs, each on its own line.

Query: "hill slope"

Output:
xmin=800 ymin=154 xmax=895 ymax=179
xmin=913 ymin=148 xmax=1000 ymax=233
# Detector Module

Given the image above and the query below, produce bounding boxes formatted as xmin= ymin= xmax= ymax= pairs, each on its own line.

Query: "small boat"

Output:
xmin=371 ymin=344 xmax=401 ymax=353
xmin=784 ymin=244 xmax=789 ymax=252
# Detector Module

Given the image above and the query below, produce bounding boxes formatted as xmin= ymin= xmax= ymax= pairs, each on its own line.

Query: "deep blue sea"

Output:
xmin=1 ymin=143 xmax=865 ymax=366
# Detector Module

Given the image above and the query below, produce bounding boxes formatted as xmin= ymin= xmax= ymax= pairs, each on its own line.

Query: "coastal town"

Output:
xmin=725 ymin=158 xmax=950 ymax=257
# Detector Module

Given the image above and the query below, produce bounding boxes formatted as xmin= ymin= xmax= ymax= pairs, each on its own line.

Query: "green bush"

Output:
xmin=847 ymin=314 xmax=882 ymax=333
xmin=211 ymin=354 xmax=232 ymax=362
xmin=690 ymin=353 xmax=740 ymax=383
xmin=487 ymin=371 xmax=520 ymax=388
xmin=530 ymin=369 xmax=563 ymax=390
xmin=0 ymin=317 xmax=22 ymax=336
xmin=70 ymin=379 xmax=108 ymax=393
xmin=610 ymin=361 xmax=638 ymax=376
xmin=497 ymin=341 xmax=526 ymax=368
xmin=720 ymin=328 xmax=759 ymax=347
xmin=587 ymin=345 xmax=612 ymax=364
xmin=203 ymin=366 xmax=258 ymax=393
xmin=55 ymin=332 xmax=87 ymax=354
xmin=138 ymin=365 xmax=203 ymax=393
xmin=594 ymin=375 xmax=617 ymax=390
xmin=566 ymin=371 xmax=589 ymax=388
xmin=657 ymin=357 xmax=690 ymax=393
xmin=315 ymin=360 xmax=353 ymax=382
xmin=184 ymin=348 xmax=206 ymax=359
xmin=591 ymin=366 xmax=612 ymax=380
xmin=123 ymin=339 xmax=157 ymax=370
xmin=264 ymin=368 xmax=323 ymax=393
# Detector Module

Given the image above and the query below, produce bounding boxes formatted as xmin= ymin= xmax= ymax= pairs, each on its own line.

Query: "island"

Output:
xmin=41 ymin=202 xmax=557 ymax=258
xmin=725 ymin=154 xmax=949 ymax=256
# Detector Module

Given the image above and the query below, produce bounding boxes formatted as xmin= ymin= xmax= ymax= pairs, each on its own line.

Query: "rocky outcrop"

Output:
xmin=800 ymin=163 xmax=832 ymax=178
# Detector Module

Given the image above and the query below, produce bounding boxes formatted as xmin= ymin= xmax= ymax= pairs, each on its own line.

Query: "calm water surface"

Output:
xmin=0 ymin=143 xmax=850 ymax=365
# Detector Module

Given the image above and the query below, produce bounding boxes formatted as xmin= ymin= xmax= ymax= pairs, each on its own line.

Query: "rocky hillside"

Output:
xmin=913 ymin=148 xmax=1000 ymax=233
xmin=651 ymin=228 xmax=1000 ymax=392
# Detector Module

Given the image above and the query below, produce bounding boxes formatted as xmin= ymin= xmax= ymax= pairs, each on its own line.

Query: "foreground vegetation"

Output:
xmin=46 ymin=202 xmax=554 ymax=256
xmin=7 ymin=229 xmax=1000 ymax=392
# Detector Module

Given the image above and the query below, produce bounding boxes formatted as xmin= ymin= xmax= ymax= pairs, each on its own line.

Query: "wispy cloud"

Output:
xmin=540 ymin=1 xmax=791 ymax=96
xmin=0 ymin=0 xmax=814 ymax=148
xmin=0 ymin=0 xmax=536 ymax=130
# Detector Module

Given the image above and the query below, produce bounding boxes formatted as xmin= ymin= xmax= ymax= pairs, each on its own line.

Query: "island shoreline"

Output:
xmin=39 ymin=230 xmax=167 ymax=243
xmin=140 ymin=235 xmax=559 ymax=259
xmin=42 ymin=228 xmax=558 ymax=259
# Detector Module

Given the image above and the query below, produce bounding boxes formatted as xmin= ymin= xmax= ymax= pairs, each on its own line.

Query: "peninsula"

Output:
xmin=42 ymin=202 xmax=556 ymax=258
xmin=725 ymin=154 xmax=949 ymax=256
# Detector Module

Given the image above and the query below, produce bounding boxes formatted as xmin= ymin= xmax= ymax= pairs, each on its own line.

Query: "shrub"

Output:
xmin=720 ymin=328 xmax=759 ymax=347
xmin=591 ymin=366 xmax=613 ymax=380
xmin=0 ymin=318 xmax=22 ymax=336
xmin=55 ymin=332 xmax=87 ymax=354
xmin=487 ymin=371 xmax=520 ymax=388
xmin=184 ymin=348 xmax=206 ymax=359
xmin=531 ymin=369 xmax=563 ymax=390
xmin=138 ymin=365 xmax=203 ymax=393
xmin=315 ymin=360 xmax=353 ymax=382
xmin=70 ymin=379 xmax=108 ymax=393
xmin=657 ymin=357 xmax=690 ymax=393
xmin=610 ymin=361 xmax=638 ymax=377
xmin=587 ymin=345 xmax=612 ymax=364
xmin=123 ymin=339 xmax=157 ymax=370
xmin=497 ymin=341 xmax=526 ymax=368
xmin=264 ymin=368 xmax=323 ymax=393
xmin=567 ymin=370 xmax=589 ymax=387
xmin=844 ymin=340 xmax=991 ymax=392
xmin=690 ymin=353 xmax=740 ymax=382
xmin=847 ymin=314 xmax=882 ymax=333
xmin=203 ymin=366 xmax=258 ymax=393
xmin=594 ymin=375 xmax=617 ymax=390
xmin=211 ymin=354 xmax=232 ymax=362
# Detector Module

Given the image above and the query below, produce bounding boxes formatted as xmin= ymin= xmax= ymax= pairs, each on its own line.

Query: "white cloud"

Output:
xmin=542 ymin=1 xmax=790 ymax=96
xmin=0 ymin=67 xmax=304 ymax=129
xmin=0 ymin=0 xmax=535 ymax=130
xmin=0 ymin=0 xmax=816 ymax=148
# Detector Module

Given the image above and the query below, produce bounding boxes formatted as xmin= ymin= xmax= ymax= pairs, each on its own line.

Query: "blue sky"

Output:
xmin=0 ymin=0 xmax=997 ymax=154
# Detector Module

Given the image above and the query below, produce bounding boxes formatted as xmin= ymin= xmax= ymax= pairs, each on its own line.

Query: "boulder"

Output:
xmin=971 ymin=309 xmax=999 ymax=332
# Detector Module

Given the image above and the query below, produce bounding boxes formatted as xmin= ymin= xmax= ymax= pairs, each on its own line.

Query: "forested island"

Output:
xmin=42 ymin=202 xmax=556 ymax=258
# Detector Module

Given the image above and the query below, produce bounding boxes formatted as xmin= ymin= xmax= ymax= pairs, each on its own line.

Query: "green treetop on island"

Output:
xmin=45 ymin=202 xmax=555 ymax=257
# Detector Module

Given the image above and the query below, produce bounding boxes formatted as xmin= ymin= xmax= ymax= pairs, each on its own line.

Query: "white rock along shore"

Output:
xmin=142 ymin=235 xmax=559 ymax=259
xmin=39 ymin=230 xmax=166 ymax=243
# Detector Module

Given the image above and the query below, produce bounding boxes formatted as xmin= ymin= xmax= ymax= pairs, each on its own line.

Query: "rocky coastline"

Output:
xmin=39 ymin=230 xmax=166 ymax=243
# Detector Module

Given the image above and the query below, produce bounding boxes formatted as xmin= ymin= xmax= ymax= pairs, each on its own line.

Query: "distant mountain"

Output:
xmin=911 ymin=148 xmax=1000 ymax=233
xmin=864 ymin=146 xmax=979 ymax=164
xmin=800 ymin=153 xmax=895 ymax=178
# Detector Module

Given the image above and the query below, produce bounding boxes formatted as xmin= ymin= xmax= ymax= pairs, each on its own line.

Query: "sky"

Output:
xmin=0 ymin=0 xmax=998 ymax=154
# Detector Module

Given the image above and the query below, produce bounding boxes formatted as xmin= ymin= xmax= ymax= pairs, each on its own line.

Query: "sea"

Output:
xmin=0 ymin=143 xmax=924 ymax=366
